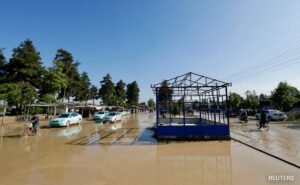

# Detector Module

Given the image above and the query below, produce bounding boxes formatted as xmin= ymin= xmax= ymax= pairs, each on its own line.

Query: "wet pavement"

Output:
xmin=0 ymin=114 xmax=299 ymax=185
xmin=231 ymin=118 xmax=300 ymax=167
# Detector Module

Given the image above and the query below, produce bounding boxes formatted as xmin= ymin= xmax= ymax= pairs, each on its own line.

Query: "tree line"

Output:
xmin=229 ymin=81 xmax=300 ymax=114
xmin=0 ymin=39 xmax=140 ymax=114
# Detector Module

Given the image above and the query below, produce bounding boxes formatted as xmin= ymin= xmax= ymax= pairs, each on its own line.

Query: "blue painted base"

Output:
xmin=156 ymin=125 xmax=230 ymax=140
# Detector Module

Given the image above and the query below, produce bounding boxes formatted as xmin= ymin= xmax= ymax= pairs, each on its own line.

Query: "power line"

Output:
xmin=229 ymin=54 xmax=300 ymax=81
xmin=223 ymin=36 xmax=300 ymax=81
xmin=224 ymin=45 xmax=300 ymax=81
xmin=232 ymin=59 xmax=300 ymax=82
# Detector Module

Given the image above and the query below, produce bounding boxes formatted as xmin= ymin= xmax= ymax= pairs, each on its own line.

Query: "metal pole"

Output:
xmin=199 ymin=95 xmax=201 ymax=124
xmin=155 ymin=89 xmax=159 ymax=127
xmin=207 ymin=98 xmax=209 ymax=123
xmin=204 ymin=94 xmax=207 ymax=124
xmin=222 ymin=95 xmax=225 ymax=124
xmin=183 ymin=89 xmax=186 ymax=127
xmin=212 ymin=90 xmax=216 ymax=124
xmin=169 ymin=96 xmax=171 ymax=126
xmin=225 ymin=87 xmax=230 ymax=126
xmin=1 ymin=103 xmax=7 ymax=138
xmin=217 ymin=89 xmax=221 ymax=124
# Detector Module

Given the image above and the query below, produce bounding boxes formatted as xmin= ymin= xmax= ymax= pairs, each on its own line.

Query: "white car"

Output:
xmin=117 ymin=109 xmax=126 ymax=117
xmin=93 ymin=111 xmax=109 ymax=121
xmin=49 ymin=112 xmax=82 ymax=127
xmin=255 ymin=110 xmax=287 ymax=121
xmin=103 ymin=112 xmax=122 ymax=123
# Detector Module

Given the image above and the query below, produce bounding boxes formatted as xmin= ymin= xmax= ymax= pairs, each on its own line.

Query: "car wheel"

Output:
xmin=67 ymin=121 xmax=70 ymax=127
xmin=268 ymin=116 xmax=272 ymax=121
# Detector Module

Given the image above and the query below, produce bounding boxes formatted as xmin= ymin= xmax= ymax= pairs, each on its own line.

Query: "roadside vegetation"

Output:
xmin=0 ymin=39 xmax=141 ymax=116
xmin=229 ymin=82 xmax=300 ymax=120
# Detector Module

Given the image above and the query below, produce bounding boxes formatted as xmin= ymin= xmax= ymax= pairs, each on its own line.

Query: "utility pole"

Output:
xmin=1 ymin=101 xmax=7 ymax=138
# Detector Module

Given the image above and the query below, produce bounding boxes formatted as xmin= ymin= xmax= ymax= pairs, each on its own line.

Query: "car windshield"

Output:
xmin=58 ymin=114 xmax=70 ymax=118
xmin=98 ymin=112 xmax=105 ymax=114
xmin=109 ymin=113 xmax=116 ymax=116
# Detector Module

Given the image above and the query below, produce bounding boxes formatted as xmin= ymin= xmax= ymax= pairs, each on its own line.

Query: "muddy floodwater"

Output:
xmin=0 ymin=114 xmax=299 ymax=185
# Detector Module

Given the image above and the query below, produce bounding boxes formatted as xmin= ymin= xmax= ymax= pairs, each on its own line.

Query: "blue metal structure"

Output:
xmin=151 ymin=72 xmax=232 ymax=140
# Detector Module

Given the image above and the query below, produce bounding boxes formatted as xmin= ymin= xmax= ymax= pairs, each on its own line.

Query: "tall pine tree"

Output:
xmin=0 ymin=49 xmax=7 ymax=83
xmin=75 ymin=72 xmax=91 ymax=104
xmin=39 ymin=60 xmax=68 ymax=101
xmin=126 ymin=81 xmax=140 ymax=106
xmin=54 ymin=49 xmax=80 ymax=102
xmin=6 ymin=39 xmax=44 ymax=88
xmin=90 ymin=85 xmax=98 ymax=105
xmin=99 ymin=74 xmax=116 ymax=105
xmin=115 ymin=80 xmax=126 ymax=106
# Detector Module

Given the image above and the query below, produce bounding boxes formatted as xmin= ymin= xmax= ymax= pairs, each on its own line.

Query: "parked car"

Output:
xmin=103 ymin=112 xmax=122 ymax=123
xmin=49 ymin=112 xmax=82 ymax=127
xmin=116 ymin=109 xmax=125 ymax=117
xmin=93 ymin=111 xmax=109 ymax=121
xmin=255 ymin=109 xmax=287 ymax=121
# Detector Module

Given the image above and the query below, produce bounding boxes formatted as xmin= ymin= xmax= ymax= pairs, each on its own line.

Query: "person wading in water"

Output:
xmin=259 ymin=110 xmax=267 ymax=129
xmin=31 ymin=113 xmax=39 ymax=135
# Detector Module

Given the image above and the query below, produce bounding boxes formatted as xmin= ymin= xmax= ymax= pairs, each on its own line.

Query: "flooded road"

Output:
xmin=0 ymin=114 xmax=299 ymax=185
xmin=231 ymin=118 xmax=300 ymax=167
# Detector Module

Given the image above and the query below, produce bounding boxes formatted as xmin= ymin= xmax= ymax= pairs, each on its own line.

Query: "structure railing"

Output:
xmin=151 ymin=72 xmax=232 ymax=139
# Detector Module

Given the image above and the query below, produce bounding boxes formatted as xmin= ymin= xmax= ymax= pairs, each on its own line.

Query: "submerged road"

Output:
xmin=230 ymin=118 xmax=300 ymax=167
xmin=0 ymin=114 xmax=299 ymax=185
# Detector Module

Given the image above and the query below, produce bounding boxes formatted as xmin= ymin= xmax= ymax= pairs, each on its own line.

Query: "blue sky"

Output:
xmin=1 ymin=0 xmax=300 ymax=101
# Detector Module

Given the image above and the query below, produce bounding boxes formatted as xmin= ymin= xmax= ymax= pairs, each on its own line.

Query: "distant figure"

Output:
xmin=31 ymin=113 xmax=39 ymax=135
xmin=259 ymin=110 xmax=267 ymax=129
xmin=239 ymin=110 xmax=248 ymax=123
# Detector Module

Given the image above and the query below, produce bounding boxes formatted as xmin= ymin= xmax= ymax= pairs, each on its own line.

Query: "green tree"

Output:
xmin=18 ymin=82 xmax=36 ymax=112
xmin=259 ymin=93 xmax=268 ymax=100
xmin=40 ymin=61 xmax=68 ymax=97
xmin=158 ymin=80 xmax=173 ymax=109
xmin=115 ymin=80 xmax=126 ymax=106
xmin=147 ymin=98 xmax=155 ymax=109
xmin=0 ymin=83 xmax=35 ymax=114
xmin=99 ymin=74 xmax=116 ymax=105
xmin=0 ymin=48 xmax=5 ymax=66
xmin=39 ymin=94 xmax=57 ymax=104
xmin=192 ymin=100 xmax=199 ymax=110
xmin=243 ymin=90 xmax=260 ymax=111
xmin=6 ymin=39 xmax=44 ymax=88
xmin=54 ymin=49 xmax=80 ymax=102
xmin=171 ymin=101 xmax=182 ymax=115
xmin=90 ymin=85 xmax=98 ymax=105
xmin=271 ymin=82 xmax=299 ymax=112
xmin=126 ymin=81 xmax=140 ymax=106
xmin=0 ymin=48 xmax=7 ymax=83
xmin=229 ymin=92 xmax=243 ymax=111
xmin=0 ymin=83 xmax=21 ymax=106
xmin=75 ymin=72 xmax=91 ymax=103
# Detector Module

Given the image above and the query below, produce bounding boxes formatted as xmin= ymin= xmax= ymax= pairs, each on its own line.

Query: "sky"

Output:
xmin=1 ymin=0 xmax=300 ymax=101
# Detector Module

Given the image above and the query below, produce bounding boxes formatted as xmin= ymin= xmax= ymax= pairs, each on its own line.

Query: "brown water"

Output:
xmin=0 ymin=114 xmax=299 ymax=185
xmin=231 ymin=118 xmax=300 ymax=166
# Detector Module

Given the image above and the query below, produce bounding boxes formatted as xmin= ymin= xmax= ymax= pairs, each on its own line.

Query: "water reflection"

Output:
xmin=156 ymin=142 xmax=232 ymax=185
xmin=54 ymin=124 xmax=83 ymax=138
